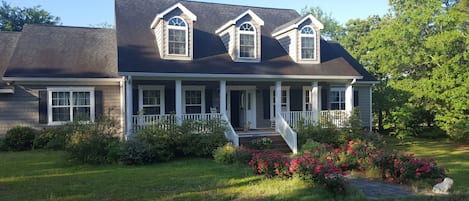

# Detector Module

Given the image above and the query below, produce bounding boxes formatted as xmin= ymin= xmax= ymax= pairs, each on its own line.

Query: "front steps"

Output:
xmin=238 ymin=131 xmax=292 ymax=153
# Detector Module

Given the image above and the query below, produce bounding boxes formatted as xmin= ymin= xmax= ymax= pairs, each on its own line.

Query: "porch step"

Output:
xmin=239 ymin=134 xmax=292 ymax=153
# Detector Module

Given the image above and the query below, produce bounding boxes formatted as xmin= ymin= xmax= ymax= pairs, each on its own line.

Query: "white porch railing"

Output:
xmin=132 ymin=113 xmax=223 ymax=133
xmin=280 ymin=110 xmax=351 ymax=129
xmin=221 ymin=113 xmax=239 ymax=146
xmin=281 ymin=111 xmax=316 ymax=129
xmin=276 ymin=112 xmax=298 ymax=154
xmin=320 ymin=110 xmax=350 ymax=128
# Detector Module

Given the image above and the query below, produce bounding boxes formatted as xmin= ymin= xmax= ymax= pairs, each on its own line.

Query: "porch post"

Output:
xmin=345 ymin=82 xmax=354 ymax=114
xmin=311 ymin=81 xmax=319 ymax=124
xmin=175 ymin=80 xmax=182 ymax=125
xmin=219 ymin=80 xmax=226 ymax=115
xmin=275 ymin=81 xmax=282 ymax=121
xmin=125 ymin=76 xmax=133 ymax=137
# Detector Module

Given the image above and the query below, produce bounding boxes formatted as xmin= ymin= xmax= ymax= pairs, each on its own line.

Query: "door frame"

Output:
xmin=227 ymin=86 xmax=257 ymax=129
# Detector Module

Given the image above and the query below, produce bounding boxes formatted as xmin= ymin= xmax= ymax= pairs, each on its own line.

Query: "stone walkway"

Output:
xmin=347 ymin=176 xmax=416 ymax=200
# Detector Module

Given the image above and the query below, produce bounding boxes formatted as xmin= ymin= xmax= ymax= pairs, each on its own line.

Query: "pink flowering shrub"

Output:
xmin=290 ymin=152 xmax=347 ymax=194
xmin=372 ymin=150 xmax=446 ymax=184
xmin=248 ymin=151 xmax=292 ymax=178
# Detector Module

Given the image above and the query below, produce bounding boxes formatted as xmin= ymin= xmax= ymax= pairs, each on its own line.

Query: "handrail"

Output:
xmin=221 ymin=113 xmax=239 ymax=146
xmin=276 ymin=112 xmax=298 ymax=154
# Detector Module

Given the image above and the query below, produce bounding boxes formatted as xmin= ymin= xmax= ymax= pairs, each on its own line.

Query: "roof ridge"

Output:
xmin=183 ymin=0 xmax=299 ymax=12
xmin=23 ymin=24 xmax=114 ymax=31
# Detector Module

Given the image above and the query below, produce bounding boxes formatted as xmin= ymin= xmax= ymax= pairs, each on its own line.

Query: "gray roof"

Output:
xmin=4 ymin=24 xmax=118 ymax=78
xmin=0 ymin=32 xmax=20 ymax=87
xmin=116 ymin=0 xmax=376 ymax=81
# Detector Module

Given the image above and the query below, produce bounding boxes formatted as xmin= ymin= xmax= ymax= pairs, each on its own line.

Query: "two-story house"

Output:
xmin=0 ymin=0 xmax=377 ymax=153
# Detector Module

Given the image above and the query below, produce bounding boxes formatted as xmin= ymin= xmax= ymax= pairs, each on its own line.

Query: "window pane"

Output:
xmin=185 ymin=90 xmax=201 ymax=104
xmin=301 ymin=37 xmax=314 ymax=59
xmin=186 ymin=106 xmax=201 ymax=114
xmin=143 ymin=106 xmax=161 ymax=115
xmin=239 ymin=34 xmax=255 ymax=58
xmin=73 ymin=107 xmax=91 ymax=121
xmin=52 ymin=107 xmax=70 ymax=121
xmin=143 ymin=90 xmax=160 ymax=105
xmin=73 ymin=92 xmax=90 ymax=106
xmin=169 ymin=29 xmax=186 ymax=55
xmin=52 ymin=92 xmax=70 ymax=106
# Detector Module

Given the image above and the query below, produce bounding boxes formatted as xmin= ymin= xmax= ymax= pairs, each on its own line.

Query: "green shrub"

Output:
xmin=448 ymin=119 xmax=469 ymax=144
xmin=34 ymin=127 xmax=71 ymax=150
xmin=300 ymin=139 xmax=322 ymax=152
xmin=414 ymin=127 xmax=447 ymax=139
xmin=213 ymin=143 xmax=236 ymax=164
xmin=297 ymin=124 xmax=342 ymax=147
xmin=4 ymin=126 xmax=36 ymax=151
xmin=66 ymin=116 xmax=121 ymax=164
xmin=134 ymin=126 xmax=174 ymax=162
xmin=119 ymin=138 xmax=155 ymax=165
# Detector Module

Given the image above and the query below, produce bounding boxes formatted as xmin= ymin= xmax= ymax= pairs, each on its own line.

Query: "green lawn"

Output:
xmin=0 ymin=138 xmax=467 ymax=201
xmin=0 ymin=151 xmax=363 ymax=201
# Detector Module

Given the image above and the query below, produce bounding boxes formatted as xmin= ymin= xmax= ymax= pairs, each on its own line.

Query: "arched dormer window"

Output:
xmin=238 ymin=23 xmax=256 ymax=58
xmin=167 ymin=17 xmax=188 ymax=55
xmin=300 ymin=26 xmax=315 ymax=60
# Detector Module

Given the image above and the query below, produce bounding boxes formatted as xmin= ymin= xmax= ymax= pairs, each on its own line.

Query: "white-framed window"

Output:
xmin=138 ymin=85 xmax=165 ymax=115
xmin=167 ymin=16 xmax=188 ymax=56
xmin=183 ymin=86 xmax=205 ymax=114
xmin=47 ymin=87 xmax=95 ymax=125
xmin=270 ymin=86 xmax=290 ymax=118
xmin=238 ymin=22 xmax=256 ymax=59
xmin=303 ymin=86 xmax=313 ymax=111
xmin=300 ymin=26 xmax=316 ymax=60
xmin=330 ymin=87 xmax=345 ymax=110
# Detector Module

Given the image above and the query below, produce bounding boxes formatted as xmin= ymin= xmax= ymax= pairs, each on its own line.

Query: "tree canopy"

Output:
xmin=0 ymin=1 xmax=60 ymax=31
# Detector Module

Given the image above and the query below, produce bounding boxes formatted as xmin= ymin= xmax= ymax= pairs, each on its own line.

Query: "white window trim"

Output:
xmin=167 ymin=16 xmax=189 ymax=57
xmin=329 ymin=87 xmax=345 ymax=110
xmin=47 ymin=87 xmax=95 ymax=125
xmin=300 ymin=25 xmax=316 ymax=60
xmin=138 ymin=85 xmax=165 ymax=115
xmin=269 ymin=86 xmax=290 ymax=119
xmin=237 ymin=22 xmax=257 ymax=59
xmin=182 ymin=86 xmax=205 ymax=114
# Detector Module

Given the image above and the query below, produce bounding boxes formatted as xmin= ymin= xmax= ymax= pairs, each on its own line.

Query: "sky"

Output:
xmin=4 ymin=0 xmax=389 ymax=27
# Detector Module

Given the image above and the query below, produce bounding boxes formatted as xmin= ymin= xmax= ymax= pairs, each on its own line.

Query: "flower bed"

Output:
xmin=215 ymin=140 xmax=447 ymax=195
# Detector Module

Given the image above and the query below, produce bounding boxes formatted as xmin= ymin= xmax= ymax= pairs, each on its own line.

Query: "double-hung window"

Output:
xmin=238 ymin=23 xmax=256 ymax=58
xmin=47 ymin=87 xmax=95 ymax=125
xmin=270 ymin=87 xmax=290 ymax=118
xmin=330 ymin=88 xmax=345 ymax=110
xmin=168 ymin=17 xmax=188 ymax=55
xmin=300 ymin=26 xmax=315 ymax=60
xmin=183 ymin=86 xmax=205 ymax=114
xmin=138 ymin=86 xmax=165 ymax=115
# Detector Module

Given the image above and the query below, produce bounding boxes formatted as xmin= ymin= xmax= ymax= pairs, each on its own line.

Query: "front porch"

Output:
xmin=125 ymin=78 xmax=358 ymax=154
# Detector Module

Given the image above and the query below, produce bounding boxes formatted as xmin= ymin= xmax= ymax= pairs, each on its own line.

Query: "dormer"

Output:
xmin=215 ymin=10 xmax=264 ymax=63
xmin=272 ymin=14 xmax=324 ymax=64
xmin=150 ymin=3 xmax=197 ymax=60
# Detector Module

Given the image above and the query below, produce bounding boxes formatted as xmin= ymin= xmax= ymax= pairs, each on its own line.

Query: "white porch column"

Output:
xmin=311 ymin=81 xmax=319 ymax=123
xmin=275 ymin=81 xmax=282 ymax=120
xmin=345 ymin=82 xmax=354 ymax=114
xmin=125 ymin=76 xmax=133 ymax=137
xmin=175 ymin=80 xmax=182 ymax=125
xmin=219 ymin=80 xmax=226 ymax=115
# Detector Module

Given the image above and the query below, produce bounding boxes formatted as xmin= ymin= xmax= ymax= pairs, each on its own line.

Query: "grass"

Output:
xmin=0 ymin=151 xmax=364 ymax=201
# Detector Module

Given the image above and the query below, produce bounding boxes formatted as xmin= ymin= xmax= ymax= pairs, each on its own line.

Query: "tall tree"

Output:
xmin=302 ymin=6 xmax=342 ymax=40
xmin=0 ymin=1 xmax=60 ymax=31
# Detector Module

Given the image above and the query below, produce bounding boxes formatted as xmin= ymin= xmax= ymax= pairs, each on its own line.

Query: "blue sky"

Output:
xmin=4 ymin=0 xmax=389 ymax=27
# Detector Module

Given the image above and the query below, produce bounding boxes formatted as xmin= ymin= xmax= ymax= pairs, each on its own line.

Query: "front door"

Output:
xmin=227 ymin=87 xmax=256 ymax=129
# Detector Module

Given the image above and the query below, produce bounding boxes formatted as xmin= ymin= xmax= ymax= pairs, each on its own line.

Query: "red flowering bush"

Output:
xmin=372 ymin=150 xmax=446 ymax=184
xmin=290 ymin=152 xmax=347 ymax=194
xmin=248 ymin=151 xmax=292 ymax=178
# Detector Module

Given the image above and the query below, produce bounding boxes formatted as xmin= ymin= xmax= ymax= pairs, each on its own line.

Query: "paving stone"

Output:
xmin=346 ymin=176 xmax=416 ymax=200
